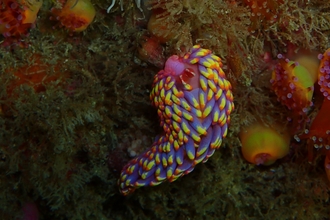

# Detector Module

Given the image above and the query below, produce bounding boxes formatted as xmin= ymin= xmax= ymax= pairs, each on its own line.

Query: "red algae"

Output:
xmin=243 ymin=0 xmax=282 ymax=31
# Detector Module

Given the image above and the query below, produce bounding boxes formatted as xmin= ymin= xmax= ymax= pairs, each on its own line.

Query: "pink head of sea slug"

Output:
xmin=117 ymin=45 xmax=234 ymax=195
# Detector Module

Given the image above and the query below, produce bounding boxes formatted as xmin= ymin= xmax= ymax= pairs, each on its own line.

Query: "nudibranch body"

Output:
xmin=118 ymin=45 xmax=234 ymax=195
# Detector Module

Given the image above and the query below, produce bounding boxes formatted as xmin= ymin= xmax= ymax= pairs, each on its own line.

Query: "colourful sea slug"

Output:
xmin=118 ymin=45 xmax=234 ymax=195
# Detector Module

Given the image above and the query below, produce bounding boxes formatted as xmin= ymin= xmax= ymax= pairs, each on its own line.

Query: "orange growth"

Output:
xmin=271 ymin=54 xmax=317 ymax=132
xmin=0 ymin=0 xmax=42 ymax=44
xmin=6 ymin=54 xmax=68 ymax=94
xmin=306 ymin=98 xmax=330 ymax=150
xmin=50 ymin=0 xmax=95 ymax=32
xmin=147 ymin=9 xmax=178 ymax=44
xmin=1 ymin=54 xmax=69 ymax=115
xmin=243 ymin=0 xmax=282 ymax=31
xmin=240 ymin=122 xmax=290 ymax=166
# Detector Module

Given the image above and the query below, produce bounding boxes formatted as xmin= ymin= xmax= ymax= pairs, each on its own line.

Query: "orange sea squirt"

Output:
xmin=50 ymin=0 xmax=95 ymax=32
xmin=147 ymin=9 xmax=177 ymax=44
xmin=271 ymin=54 xmax=318 ymax=131
xmin=240 ymin=123 xmax=290 ymax=165
xmin=0 ymin=0 xmax=42 ymax=38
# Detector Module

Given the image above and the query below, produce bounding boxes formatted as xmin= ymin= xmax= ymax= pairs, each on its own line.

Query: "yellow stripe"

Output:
xmin=202 ymin=105 xmax=212 ymax=118
xmin=162 ymin=156 xmax=168 ymax=167
xmin=167 ymin=169 xmax=173 ymax=178
xmin=191 ymin=133 xmax=201 ymax=142
xmin=223 ymin=127 xmax=228 ymax=137
xmin=181 ymin=99 xmax=191 ymax=111
xmin=121 ymin=174 xmax=127 ymax=182
xmin=182 ymin=111 xmax=193 ymax=121
xmin=218 ymin=78 xmax=224 ymax=89
xmin=207 ymin=89 xmax=214 ymax=101
xmin=213 ymin=69 xmax=219 ymax=83
xmin=184 ymin=83 xmax=192 ymax=91
xmin=199 ymin=92 xmax=206 ymax=109
xmin=168 ymin=154 xmax=173 ymax=164
xmin=213 ymin=110 xmax=219 ymax=123
xmin=155 ymin=153 xmax=160 ymax=164
xmin=215 ymin=89 xmax=222 ymax=100
xmin=178 ymin=130 xmax=184 ymax=142
xmin=211 ymin=54 xmax=221 ymax=62
xmin=219 ymin=98 xmax=226 ymax=110
xmin=169 ymin=134 xmax=174 ymax=143
xmin=159 ymin=79 xmax=164 ymax=90
xmin=172 ymin=121 xmax=180 ymax=132
xmin=165 ymin=92 xmax=172 ymax=105
xmin=181 ymin=121 xmax=191 ymax=135
xmin=173 ymin=104 xmax=182 ymax=116
xmin=165 ymin=142 xmax=171 ymax=152
xmin=208 ymin=80 xmax=217 ymax=92
xmin=218 ymin=112 xmax=225 ymax=124
xmin=220 ymin=114 xmax=227 ymax=126
xmin=165 ymin=107 xmax=172 ymax=117
xmin=174 ymin=140 xmax=180 ymax=151
xmin=201 ymin=69 xmax=212 ymax=79
xmin=192 ymin=97 xmax=200 ymax=109
xmin=196 ymin=126 xmax=207 ymax=135
xmin=172 ymin=113 xmax=181 ymax=123
xmin=172 ymin=94 xmax=180 ymax=105
xmin=155 ymin=167 xmax=161 ymax=176
xmin=189 ymin=58 xmax=199 ymax=64
xmin=187 ymin=150 xmax=194 ymax=160
xmin=196 ymin=50 xmax=208 ymax=57
xmin=129 ymin=165 xmax=136 ymax=174
xmin=195 ymin=109 xmax=202 ymax=118
xmin=200 ymin=78 xmax=207 ymax=91
xmin=147 ymin=160 xmax=155 ymax=170
xmin=160 ymin=88 xmax=165 ymax=99
xmin=166 ymin=81 xmax=175 ymax=90
xmin=143 ymin=159 xmax=148 ymax=169
xmin=224 ymin=80 xmax=230 ymax=90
